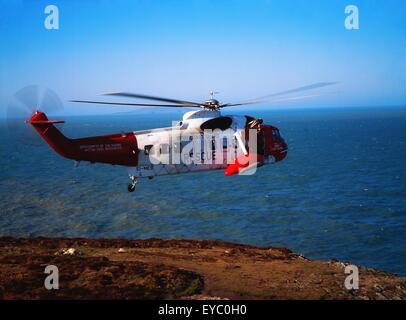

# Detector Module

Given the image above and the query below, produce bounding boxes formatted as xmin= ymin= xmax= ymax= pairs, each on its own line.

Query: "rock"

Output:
xmin=55 ymin=247 xmax=83 ymax=256
xmin=373 ymin=284 xmax=384 ymax=292
xmin=225 ymin=264 xmax=241 ymax=270
xmin=118 ymin=248 xmax=126 ymax=253
xmin=224 ymin=248 xmax=236 ymax=255
xmin=375 ymin=292 xmax=387 ymax=300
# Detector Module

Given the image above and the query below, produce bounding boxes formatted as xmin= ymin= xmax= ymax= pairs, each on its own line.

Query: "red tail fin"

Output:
xmin=29 ymin=112 xmax=72 ymax=158
xmin=29 ymin=112 xmax=139 ymax=166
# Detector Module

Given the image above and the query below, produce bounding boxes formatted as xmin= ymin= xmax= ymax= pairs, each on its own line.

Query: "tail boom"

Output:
xmin=29 ymin=112 xmax=139 ymax=166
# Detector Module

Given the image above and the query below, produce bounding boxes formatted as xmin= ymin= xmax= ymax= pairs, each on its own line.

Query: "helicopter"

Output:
xmin=7 ymin=82 xmax=336 ymax=192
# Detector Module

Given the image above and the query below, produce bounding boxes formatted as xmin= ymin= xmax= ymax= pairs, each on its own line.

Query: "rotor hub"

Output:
xmin=204 ymin=99 xmax=220 ymax=109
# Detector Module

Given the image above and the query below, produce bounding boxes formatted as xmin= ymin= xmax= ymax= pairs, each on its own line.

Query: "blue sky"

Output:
xmin=0 ymin=0 xmax=405 ymax=116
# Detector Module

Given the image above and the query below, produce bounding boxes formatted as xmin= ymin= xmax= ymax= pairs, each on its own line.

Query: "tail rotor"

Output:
xmin=6 ymin=85 xmax=64 ymax=145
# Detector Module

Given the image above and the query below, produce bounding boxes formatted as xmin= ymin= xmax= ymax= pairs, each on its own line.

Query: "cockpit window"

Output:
xmin=272 ymin=129 xmax=280 ymax=139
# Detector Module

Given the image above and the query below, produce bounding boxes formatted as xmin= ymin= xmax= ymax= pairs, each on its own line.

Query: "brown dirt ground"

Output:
xmin=0 ymin=237 xmax=405 ymax=300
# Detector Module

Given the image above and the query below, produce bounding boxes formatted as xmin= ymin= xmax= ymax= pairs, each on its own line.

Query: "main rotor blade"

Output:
xmin=102 ymin=92 xmax=202 ymax=106
xmin=70 ymin=100 xmax=199 ymax=107
xmin=221 ymin=82 xmax=338 ymax=107
xmin=220 ymin=101 xmax=262 ymax=107
xmin=221 ymin=91 xmax=337 ymax=108
xmin=265 ymin=92 xmax=336 ymax=103
xmin=229 ymin=82 xmax=338 ymax=106
xmin=254 ymin=82 xmax=338 ymax=100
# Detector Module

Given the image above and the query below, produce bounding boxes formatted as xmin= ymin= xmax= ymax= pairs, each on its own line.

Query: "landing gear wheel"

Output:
xmin=128 ymin=175 xmax=138 ymax=192
xmin=128 ymin=183 xmax=136 ymax=192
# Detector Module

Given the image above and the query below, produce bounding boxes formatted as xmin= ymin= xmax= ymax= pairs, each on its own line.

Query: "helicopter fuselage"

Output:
xmin=29 ymin=109 xmax=288 ymax=189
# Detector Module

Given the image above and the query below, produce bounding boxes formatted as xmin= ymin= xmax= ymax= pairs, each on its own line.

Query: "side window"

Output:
xmin=144 ymin=145 xmax=153 ymax=155
xmin=173 ymin=142 xmax=181 ymax=153
xmin=160 ymin=143 xmax=170 ymax=154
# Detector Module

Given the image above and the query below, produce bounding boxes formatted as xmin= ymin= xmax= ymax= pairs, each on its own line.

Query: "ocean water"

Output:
xmin=1 ymin=107 xmax=406 ymax=275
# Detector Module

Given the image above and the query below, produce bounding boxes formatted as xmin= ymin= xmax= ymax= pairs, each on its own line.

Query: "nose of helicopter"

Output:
xmin=267 ymin=130 xmax=288 ymax=162
xmin=274 ymin=139 xmax=288 ymax=161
